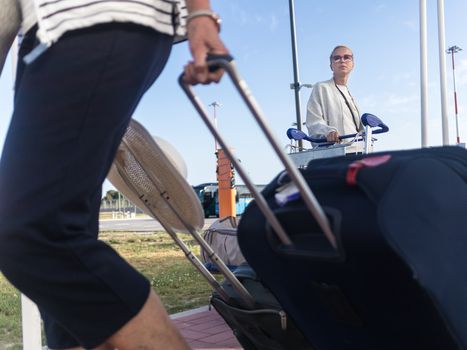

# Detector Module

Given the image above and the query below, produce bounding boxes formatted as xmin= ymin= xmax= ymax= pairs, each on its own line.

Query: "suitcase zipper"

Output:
xmin=279 ymin=310 xmax=287 ymax=330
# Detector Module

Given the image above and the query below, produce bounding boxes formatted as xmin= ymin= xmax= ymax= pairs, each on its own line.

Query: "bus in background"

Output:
xmin=192 ymin=183 xmax=266 ymax=218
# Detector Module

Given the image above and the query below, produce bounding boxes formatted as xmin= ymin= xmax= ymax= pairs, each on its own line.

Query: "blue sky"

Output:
xmin=1 ymin=1 xmax=466 ymax=192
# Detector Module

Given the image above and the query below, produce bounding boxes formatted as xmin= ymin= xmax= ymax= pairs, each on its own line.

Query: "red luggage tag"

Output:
xmin=346 ymin=155 xmax=392 ymax=186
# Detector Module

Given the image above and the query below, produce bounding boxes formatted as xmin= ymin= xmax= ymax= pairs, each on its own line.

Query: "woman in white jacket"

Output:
xmin=306 ymin=45 xmax=363 ymax=153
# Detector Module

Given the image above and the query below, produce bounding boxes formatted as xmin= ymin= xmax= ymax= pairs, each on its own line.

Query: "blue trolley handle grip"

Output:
xmin=287 ymin=113 xmax=389 ymax=144
xmin=286 ymin=128 xmax=358 ymax=144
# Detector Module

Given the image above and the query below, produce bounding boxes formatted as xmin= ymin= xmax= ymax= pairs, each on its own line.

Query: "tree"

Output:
xmin=103 ymin=190 xmax=120 ymax=201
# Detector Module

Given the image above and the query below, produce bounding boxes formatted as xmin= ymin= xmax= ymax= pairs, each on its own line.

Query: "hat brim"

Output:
xmin=107 ymin=119 xmax=204 ymax=232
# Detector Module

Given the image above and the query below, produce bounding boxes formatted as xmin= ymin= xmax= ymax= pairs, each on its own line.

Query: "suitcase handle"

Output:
xmin=206 ymin=53 xmax=234 ymax=72
xmin=178 ymin=58 xmax=338 ymax=250
xmin=265 ymin=207 xmax=345 ymax=260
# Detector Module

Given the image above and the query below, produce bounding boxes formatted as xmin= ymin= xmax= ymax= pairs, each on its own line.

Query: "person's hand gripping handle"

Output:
xmin=183 ymin=2 xmax=230 ymax=85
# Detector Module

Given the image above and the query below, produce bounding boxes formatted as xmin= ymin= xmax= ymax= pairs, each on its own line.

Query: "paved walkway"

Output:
xmin=171 ymin=306 xmax=243 ymax=350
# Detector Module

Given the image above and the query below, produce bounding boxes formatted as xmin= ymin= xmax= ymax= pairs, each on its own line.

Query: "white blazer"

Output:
xmin=305 ymin=78 xmax=361 ymax=140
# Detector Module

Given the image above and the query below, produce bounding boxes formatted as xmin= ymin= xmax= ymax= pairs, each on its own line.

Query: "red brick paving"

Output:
xmin=171 ymin=306 xmax=243 ymax=350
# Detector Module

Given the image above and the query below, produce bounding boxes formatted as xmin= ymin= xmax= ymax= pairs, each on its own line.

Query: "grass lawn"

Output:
xmin=0 ymin=231 xmax=217 ymax=348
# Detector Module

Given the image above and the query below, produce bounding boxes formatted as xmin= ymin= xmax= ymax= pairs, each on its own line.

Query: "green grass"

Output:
xmin=0 ymin=231 xmax=217 ymax=347
xmin=0 ymin=276 xmax=22 ymax=349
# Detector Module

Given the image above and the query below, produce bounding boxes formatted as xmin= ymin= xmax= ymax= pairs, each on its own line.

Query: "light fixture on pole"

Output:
xmin=290 ymin=83 xmax=313 ymax=90
xmin=208 ymin=101 xmax=236 ymax=218
xmin=446 ymin=45 xmax=462 ymax=144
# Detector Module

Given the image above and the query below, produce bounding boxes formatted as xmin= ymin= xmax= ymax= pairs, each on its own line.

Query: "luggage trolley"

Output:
xmin=286 ymin=113 xmax=389 ymax=168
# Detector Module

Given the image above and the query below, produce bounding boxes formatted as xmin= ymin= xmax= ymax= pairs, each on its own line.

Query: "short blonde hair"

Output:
xmin=329 ymin=45 xmax=353 ymax=63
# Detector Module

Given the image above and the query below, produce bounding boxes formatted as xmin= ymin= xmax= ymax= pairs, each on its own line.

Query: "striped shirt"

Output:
xmin=23 ymin=0 xmax=187 ymax=62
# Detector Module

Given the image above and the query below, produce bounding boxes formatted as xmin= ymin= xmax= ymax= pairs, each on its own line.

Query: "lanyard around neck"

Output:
xmin=334 ymin=82 xmax=360 ymax=132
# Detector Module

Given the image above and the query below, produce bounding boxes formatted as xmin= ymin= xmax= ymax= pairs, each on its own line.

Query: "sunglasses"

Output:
xmin=332 ymin=54 xmax=353 ymax=63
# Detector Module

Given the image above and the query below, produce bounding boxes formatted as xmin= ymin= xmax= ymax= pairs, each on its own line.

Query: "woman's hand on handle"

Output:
xmin=183 ymin=1 xmax=229 ymax=85
xmin=326 ymin=131 xmax=340 ymax=143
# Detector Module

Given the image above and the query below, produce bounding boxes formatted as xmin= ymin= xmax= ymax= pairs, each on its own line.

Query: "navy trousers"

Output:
xmin=0 ymin=23 xmax=173 ymax=348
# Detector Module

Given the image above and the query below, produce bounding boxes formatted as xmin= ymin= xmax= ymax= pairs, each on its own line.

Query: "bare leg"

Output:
xmin=94 ymin=345 xmax=114 ymax=350
xmin=53 ymin=346 xmax=112 ymax=350
xmin=47 ymin=336 xmax=108 ymax=349
xmin=101 ymin=290 xmax=190 ymax=350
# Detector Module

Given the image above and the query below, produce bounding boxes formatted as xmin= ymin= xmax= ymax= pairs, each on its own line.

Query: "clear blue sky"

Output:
xmin=1 ymin=1 xmax=466 ymax=193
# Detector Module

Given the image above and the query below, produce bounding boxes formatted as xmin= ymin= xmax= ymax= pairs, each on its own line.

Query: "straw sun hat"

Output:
xmin=107 ymin=119 xmax=204 ymax=233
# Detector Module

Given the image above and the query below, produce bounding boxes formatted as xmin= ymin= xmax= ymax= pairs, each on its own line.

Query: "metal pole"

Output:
xmin=437 ymin=0 xmax=450 ymax=145
xmin=419 ymin=0 xmax=429 ymax=147
xmin=446 ymin=45 xmax=462 ymax=144
xmin=209 ymin=102 xmax=221 ymax=151
xmin=11 ymin=38 xmax=19 ymax=84
xmin=118 ymin=191 xmax=121 ymax=214
xmin=288 ymin=0 xmax=303 ymax=149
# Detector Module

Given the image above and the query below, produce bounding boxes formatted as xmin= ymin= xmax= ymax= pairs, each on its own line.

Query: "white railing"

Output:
xmin=21 ymin=295 xmax=42 ymax=350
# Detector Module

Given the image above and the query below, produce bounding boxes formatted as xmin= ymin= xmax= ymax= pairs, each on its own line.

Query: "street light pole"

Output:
xmin=419 ymin=0 xmax=429 ymax=147
xmin=446 ymin=45 xmax=462 ymax=144
xmin=209 ymin=102 xmax=221 ymax=151
xmin=208 ymin=102 xmax=236 ymax=218
xmin=437 ymin=0 xmax=450 ymax=145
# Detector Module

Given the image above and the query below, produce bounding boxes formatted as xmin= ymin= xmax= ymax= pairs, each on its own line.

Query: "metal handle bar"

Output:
xmin=178 ymin=57 xmax=337 ymax=250
xmin=287 ymin=113 xmax=389 ymax=144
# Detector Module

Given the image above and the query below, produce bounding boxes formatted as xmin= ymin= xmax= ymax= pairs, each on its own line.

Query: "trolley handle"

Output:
xmin=287 ymin=113 xmax=389 ymax=144
xmin=206 ymin=53 xmax=234 ymax=72
xmin=179 ymin=57 xmax=339 ymax=252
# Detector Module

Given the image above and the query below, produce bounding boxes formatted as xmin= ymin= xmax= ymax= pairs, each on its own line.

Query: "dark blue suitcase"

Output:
xmin=178 ymin=56 xmax=467 ymax=349
xmin=238 ymin=146 xmax=467 ymax=350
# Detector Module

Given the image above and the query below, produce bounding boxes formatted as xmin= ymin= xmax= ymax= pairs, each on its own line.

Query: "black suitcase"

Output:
xmin=238 ymin=146 xmax=467 ymax=350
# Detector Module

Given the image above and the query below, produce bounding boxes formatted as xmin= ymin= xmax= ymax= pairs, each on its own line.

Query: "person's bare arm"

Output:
xmin=183 ymin=0 xmax=229 ymax=84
